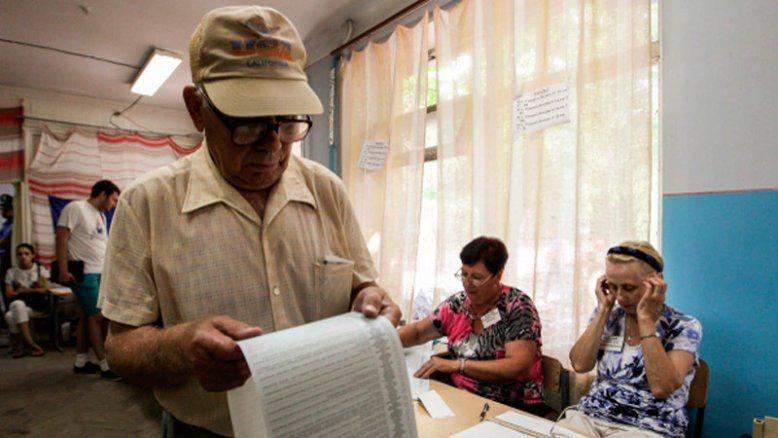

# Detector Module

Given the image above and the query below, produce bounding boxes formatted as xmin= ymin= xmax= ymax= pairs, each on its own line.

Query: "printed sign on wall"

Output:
xmin=357 ymin=140 xmax=390 ymax=170
xmin=514 ymin=83 xmax=571 ymax=134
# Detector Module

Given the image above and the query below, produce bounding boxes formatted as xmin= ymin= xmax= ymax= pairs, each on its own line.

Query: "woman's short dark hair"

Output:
xmin=459 ymin=236 xmax=509 ymax=275
xmin=90 ymin=180 xmax=120 ymax=199
xmin=16 ymin=243 xmax=35 ymax=254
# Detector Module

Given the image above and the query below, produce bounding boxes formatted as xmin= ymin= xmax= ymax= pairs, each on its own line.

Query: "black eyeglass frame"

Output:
xmin=197 ymin=85 xmax=313 ymax=145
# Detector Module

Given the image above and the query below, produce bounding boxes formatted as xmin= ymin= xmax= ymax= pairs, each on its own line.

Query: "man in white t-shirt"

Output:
xmin=56 ymin=180 xmax=120 ymax=380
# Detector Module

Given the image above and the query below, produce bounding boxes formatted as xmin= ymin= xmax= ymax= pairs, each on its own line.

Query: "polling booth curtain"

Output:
xmin=27 ymin=128 xmax=199 ymax=266
xmin=340 ymin=13 xmax=430 ymax=319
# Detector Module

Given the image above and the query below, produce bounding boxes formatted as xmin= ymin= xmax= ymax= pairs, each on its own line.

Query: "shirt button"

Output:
xmin=273 ymin=286 xmax=280 ymax=296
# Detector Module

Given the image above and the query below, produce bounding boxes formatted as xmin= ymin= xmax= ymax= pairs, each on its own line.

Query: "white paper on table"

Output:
xmin=48 ymin=282 xmax=73 ymax=294
xmin=357 ymin=140 xmax=389 ymax=170
xmin=451 ymin=421 xmax=533 ymax=438
xmin=418 ymin=390 xmax=455 ymax=419
xmin=227 ymin=312 xmax=417 ymax=438
xmin=513 ymin=82 xmax=570 ymax=134
xmin=495 ymin=411 xmax=588 ymax=438
xmin=404 ymin=341 xmax=432 ymax=399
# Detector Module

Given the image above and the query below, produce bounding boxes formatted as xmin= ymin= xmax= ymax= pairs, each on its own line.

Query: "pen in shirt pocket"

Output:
xmin=321 ymin=254 xmax=351 ymax=265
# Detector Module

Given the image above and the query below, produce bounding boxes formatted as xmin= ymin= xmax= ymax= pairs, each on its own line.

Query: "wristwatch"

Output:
xmin=640 ymin=331 xmax=661 ymax=341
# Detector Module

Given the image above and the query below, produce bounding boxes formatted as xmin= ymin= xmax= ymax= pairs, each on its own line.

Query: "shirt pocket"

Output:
xmin=313 ymin=258 xmax=354 ymax=319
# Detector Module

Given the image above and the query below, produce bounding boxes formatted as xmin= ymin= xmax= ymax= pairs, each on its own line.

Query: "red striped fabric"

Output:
xmin=0 ymin=152 xmax=25 ymax=168
xmin=0 ymin=106 xmax=24 ymax=181
xmin=98 ymin=132 xmax=199 ymax=155
xmin=29 ymin=127 xmax=201 ymax=265
xmin=0 ymin=107 xmax=23 ymax=126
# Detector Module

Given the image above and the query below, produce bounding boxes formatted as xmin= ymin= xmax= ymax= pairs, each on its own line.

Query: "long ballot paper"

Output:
xmin=228 ymin=312 xmax=417 ymax=438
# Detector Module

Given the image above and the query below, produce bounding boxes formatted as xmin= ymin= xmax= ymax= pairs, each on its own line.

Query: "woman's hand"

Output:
xmin=413 ymin=356 xmax=459 ymax=379
xmin=637 ymin=274 xmax=667 ymax=335
xmin=595 ymin=275 xmax=616 ymax=315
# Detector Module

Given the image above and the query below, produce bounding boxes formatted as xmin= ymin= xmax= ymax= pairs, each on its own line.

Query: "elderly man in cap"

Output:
xmin=98 ymin=6 xmax=400 ymax=437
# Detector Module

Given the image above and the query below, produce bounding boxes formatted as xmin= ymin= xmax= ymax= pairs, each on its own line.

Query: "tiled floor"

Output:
xmin=0 ymin=344 xmax=162 ymax=437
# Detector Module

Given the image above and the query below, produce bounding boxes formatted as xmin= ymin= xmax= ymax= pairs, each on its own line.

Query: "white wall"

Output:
xmin=0 ymin=84 xmax=196 ymax=140
xmin=662 ymin=0 xmax=778 ymax=194
xmin=0 ymin=84 xmax=199 ymax=249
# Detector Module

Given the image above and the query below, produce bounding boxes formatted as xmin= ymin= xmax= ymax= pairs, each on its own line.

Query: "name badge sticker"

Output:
xmin=481 ymin=308 xmax=502 ymax=329
xmin=601 ymin=335 xmax=624 ymax=352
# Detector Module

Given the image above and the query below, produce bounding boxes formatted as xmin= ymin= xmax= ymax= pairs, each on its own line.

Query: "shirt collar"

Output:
xmin=182 ymin=147 xmax=316 ymax=226
xmin=263 ymin=155 xmax=317 ymax=226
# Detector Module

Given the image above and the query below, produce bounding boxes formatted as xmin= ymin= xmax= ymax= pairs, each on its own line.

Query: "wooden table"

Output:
xmin=415 ymin=380 xmax=554 ymax=437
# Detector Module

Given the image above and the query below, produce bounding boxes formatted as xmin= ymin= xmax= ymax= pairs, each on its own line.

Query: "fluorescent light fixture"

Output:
xmin=131 ymin=48 xmax=182 ymax=96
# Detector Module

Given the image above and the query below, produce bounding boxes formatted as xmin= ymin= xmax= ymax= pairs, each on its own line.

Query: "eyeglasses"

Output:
xmin=198 ymin=86 xmax=312 ymax=145
xmin=454 ymin=269 xmax=493 ymax=287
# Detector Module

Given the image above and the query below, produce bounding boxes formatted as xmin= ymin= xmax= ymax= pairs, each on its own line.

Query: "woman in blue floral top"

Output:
xmin=563 ymin=241 xmax=702 ymax=437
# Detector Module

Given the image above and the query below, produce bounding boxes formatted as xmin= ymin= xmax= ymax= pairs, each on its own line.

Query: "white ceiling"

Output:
xmin=0 ymin=0 xmax=414 ymax=110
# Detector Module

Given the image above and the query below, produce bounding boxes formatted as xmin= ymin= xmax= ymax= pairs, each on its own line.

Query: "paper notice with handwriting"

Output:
xmin=514 ymin=83 xmax=570 ymax=133
xmin=357 ymin=140 xmax=389 ymax=170
xmin=228 ymin=312 xmax=417 ymax=438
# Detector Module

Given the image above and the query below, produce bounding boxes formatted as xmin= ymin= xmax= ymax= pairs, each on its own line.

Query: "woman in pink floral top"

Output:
xmin=399 ymin=237 xmax=545 ymax=414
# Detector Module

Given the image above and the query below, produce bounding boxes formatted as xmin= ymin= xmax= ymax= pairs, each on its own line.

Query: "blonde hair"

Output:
xmin=606 ymin=240 xmax=664 ymax=274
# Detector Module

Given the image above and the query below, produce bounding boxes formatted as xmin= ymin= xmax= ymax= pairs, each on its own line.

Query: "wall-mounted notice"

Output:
xmin=514 ymin=83 xmax=570 ymax=134
xmin=357 ymin=140 xmax=390 ymax=170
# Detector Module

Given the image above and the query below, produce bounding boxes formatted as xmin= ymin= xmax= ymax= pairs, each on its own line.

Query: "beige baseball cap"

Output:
xmin=189 ymin=6 xmax=323 ymax=117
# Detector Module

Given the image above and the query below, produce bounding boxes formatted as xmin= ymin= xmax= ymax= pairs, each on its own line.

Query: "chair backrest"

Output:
xmin=541 ymin=355 xmax=571 ymax=413
xmin=688 ymin=359 xmax=709 ymax=408
xmin=542 ymin=355 xmax=562 ymax=393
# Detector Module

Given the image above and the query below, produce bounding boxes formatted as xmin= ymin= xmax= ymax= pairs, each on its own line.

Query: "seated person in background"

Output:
xmin=4 ymin=243 xmax=49 ymax=358
xmin=399 ymin=236 xmax=545 ymax=415
xmin=565 ymin=241 xmax=702 ymax=438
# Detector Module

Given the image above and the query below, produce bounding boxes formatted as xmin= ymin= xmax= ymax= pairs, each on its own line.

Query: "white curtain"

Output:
xmin=341 ymin=0 xmax=653 ymax=362
xmin=340 ymin=14 xmax=429 ymax=318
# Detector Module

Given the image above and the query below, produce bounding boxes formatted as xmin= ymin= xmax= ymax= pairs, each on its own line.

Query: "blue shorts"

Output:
xmin=72 ymin=273 xmax=102 ymax=316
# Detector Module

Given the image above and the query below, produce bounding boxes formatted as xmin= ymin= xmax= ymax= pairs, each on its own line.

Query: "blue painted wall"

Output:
xmin=663 ymin=190 xmax=778 ymax=437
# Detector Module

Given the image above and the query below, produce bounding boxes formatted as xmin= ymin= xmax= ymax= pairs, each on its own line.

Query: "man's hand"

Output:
xmin=414 ymin=356 xmax=458 ymax=379
xmin=351 ymin=285 xmax=401 ymax=327
xmin=637 ymin=274 xmax=667 ymax=335
xmin=182 ymin=316 xmax=262 ymax=392
xmin=59 ymin=270 xmax=76 ymax=284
